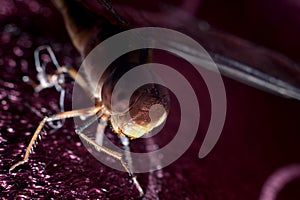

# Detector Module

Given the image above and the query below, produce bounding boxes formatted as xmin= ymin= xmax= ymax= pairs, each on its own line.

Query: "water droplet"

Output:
xmin=13 ymin=46 xmax=24 ymax=57
xmin=155 ymin=170 xmax=164 ymax=179
xmin=76 ymin=142 xmax=81 ymax=147
xmin=24 ymin=132 xmax=31 ymax=136
xmin=21 ymin=119 xmax=28 ymax=124
xmin=0 ymin=136 xmax=7 ymax=142
xmin=20 ymin=59 xmax=28 ymax=72
xmin=8 ymin=59 xmax=16 ymax=67
xmin=69 ymin=154 xmax=77 ymax=160
xmin=7 ymin=127 xmax=14 ymax=133
xmin=1 ymin=100 xmax=7 ymax=105
xmin=3 ymin=81 xmax=14 ymax=88
xmin=8 ymin=94 xmax=18 ymax=102
xmin=101 ymin=188 xmax=108 ymax=193
xmin=41 ymin=54 xmax=51 ymax=63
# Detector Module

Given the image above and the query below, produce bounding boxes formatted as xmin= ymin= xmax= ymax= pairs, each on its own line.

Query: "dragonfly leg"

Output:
xmin=9 ymin=106 xmax=101 ymax=172
xmin=77 ymin=132 xmax=144 ymax=197
xmin=119 ymin=134 xmax=144 ymax=196
xmin=75 ymin=114 xmax=144 ymax=197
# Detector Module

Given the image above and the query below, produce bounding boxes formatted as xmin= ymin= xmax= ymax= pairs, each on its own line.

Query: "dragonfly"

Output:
xmin=9 ymin=0 xmax=172 ymax=197
xmin=9 ymin=0 xmax=300 ymax=198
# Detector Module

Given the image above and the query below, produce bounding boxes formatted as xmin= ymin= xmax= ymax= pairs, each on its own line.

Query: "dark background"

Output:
xmin=1 ymin=0 xmax=300 ymax=199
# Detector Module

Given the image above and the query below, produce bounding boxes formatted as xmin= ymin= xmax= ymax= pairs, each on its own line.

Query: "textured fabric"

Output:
xmin=1 ymin=0 xmax=300 ymax=199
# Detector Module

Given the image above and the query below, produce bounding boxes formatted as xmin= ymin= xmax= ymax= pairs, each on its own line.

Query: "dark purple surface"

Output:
xmin=1 ymin=0 xmax=300 ymax=200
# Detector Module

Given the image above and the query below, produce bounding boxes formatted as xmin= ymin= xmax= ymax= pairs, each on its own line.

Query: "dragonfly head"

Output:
xmin=109 ymin=85 xmax=170 ymax=139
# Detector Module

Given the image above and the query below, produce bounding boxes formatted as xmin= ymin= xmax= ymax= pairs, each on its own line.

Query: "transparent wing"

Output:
xmin=87 ymin=0 xmax=300 ymax=100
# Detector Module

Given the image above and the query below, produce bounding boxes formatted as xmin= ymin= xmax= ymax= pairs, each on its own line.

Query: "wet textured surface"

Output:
xmin=1 ymin=0 xmax=300 ymax=200
xmin=0 ymin=1 xmax=140 ymax=199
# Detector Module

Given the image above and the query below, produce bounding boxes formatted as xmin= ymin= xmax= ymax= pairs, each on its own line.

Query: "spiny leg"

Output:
xmin=119 ymin=134 xmax=144 ymax=196
xmin=76 ymin=114 xmax=144 ymax=196
xmin=32 ymin=45 xmax=91 ymax=97
xmin=77 ymin=132 xmax=144 ymax=197
xmin=9 ymin=106 xmax=101 ymax=172
xmin=10 ymin=104 xmax=144 ymax=196
xmin=144 ymin=134 xmax=163 ymax=199
xmin=23 ymin=45 xmax=97 ymax=130
xmin=25 ymin=64 xmax=94 ymax=101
